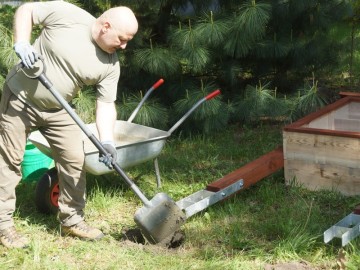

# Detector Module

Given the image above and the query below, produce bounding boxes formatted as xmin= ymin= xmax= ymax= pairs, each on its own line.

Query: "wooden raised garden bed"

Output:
xmin=283 ymin=92 xmax=360 ymax=196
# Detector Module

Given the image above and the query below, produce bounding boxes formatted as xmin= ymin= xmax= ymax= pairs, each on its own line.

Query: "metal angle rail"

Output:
xmin=324 ymin=213 xmax=360 ymax=246
xmin=176 ymin=179 xmax=244 ymax=219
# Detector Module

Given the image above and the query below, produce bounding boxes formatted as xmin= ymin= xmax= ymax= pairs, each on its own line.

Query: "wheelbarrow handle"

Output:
xmin=127 ymin=78 xmax=165 ymax=123
xmin=152 ymin=78 xmax=164 ymax=90
xmin=168 ymin=89 xmax=221 ymax=134
xmin=206 ymin=89 xmax=221 ymax=100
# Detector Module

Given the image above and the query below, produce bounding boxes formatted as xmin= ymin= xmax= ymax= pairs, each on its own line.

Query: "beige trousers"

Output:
xmin=0 ymin=84 xmax=86 ymax=230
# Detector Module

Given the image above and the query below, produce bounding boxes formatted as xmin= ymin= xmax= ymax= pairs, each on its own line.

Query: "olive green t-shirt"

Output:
xmin=6 ymin=1 xmax=120 ymax=111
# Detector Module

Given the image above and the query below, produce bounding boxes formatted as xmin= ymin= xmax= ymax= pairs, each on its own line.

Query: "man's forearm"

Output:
xmin=96 ymin=100 xmax=117 ymax=142
xmin=13 ymin=3 xmax=34 ymax=43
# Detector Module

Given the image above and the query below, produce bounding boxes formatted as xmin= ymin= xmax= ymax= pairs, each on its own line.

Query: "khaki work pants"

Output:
xmin=0 ymin=84 xmax=86 ymax=230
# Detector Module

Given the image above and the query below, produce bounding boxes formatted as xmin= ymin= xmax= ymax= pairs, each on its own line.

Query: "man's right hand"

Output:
xmin=99 ymin=141 xmax=118 ymax=169
xmin=13 ymin=41 xmax=40 ymax=69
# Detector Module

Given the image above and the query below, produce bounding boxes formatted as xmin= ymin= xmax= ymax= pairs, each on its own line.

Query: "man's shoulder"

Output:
xmin=33 ymin=1 xmax=94 ymax=25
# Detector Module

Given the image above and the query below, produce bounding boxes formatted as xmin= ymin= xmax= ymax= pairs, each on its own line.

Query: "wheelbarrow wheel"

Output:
xmin=35 ymin=167 xmax=59 ymax=214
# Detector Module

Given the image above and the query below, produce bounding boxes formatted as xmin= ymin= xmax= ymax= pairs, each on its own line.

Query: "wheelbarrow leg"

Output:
xmin=154 ymin=158 xmax=161 ymax=188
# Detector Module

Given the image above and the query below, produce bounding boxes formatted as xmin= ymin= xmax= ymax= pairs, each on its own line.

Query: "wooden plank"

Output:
xmin=349 ymin=113 xmax=360 ymax=120
xmin=283 ymin=131 xmax=360 ymax=165
xmin=284 ymin=159 xmax=360 ymax=196
xmin=283 ymin=127 xmax=360 ymax=139
xmin=334 ymin=118 xmax=360 ymax=132
xmin=349 ymin=101 xmax=360 ymax=114
xmin=283 ymin=132 xmax=360 ymax=159
xmin=206 ymin=147 xmax=284 ymax=192
xmin=340 ymin=91 xmax=360 ymax=98
xmin=308 ymin=112 xmax=335 ymax=130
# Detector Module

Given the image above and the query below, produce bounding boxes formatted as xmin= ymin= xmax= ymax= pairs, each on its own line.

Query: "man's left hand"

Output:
xmin=13 ymin=41 xmax=40 ymax=69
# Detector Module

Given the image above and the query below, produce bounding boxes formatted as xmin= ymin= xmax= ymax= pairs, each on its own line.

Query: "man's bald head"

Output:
xmin=92 ymin=6 xmax=138 ymax=53
xmin=100 ymin=7 xmax=138 ymax=36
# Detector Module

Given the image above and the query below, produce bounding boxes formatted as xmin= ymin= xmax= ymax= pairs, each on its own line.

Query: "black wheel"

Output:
xmin=35 ymin=167 xmax=59 ymax=214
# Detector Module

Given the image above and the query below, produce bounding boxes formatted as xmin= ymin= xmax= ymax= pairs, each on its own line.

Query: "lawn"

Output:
xmin=2 ymin=123 xmax=360 ymax=270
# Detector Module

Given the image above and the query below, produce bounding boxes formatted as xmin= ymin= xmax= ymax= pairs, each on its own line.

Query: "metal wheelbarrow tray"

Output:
xmin=29 ymin=120 xmax=170 ymax=176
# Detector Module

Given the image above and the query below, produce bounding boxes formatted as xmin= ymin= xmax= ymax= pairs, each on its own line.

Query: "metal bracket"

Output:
xmin=324 ymin=213 xmax=360 ymax=246
xmin=176 ymin=179 xmax=244 ymax=218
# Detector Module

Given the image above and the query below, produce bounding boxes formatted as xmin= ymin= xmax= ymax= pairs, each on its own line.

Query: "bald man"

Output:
xmin=0 ymin=1 xmax=138 ymax=248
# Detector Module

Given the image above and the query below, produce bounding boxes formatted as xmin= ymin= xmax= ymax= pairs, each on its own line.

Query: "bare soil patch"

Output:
xmin=120 ymin=227 xmax=185 ymax=249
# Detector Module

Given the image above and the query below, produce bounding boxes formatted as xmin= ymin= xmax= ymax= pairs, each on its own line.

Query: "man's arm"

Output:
xmin=13 ymin=3 xmax=34 ymax=43
xmin=95 ymin=100 xmax=116 ymax=142
xmin=13 ymin=2 xmax=39 ymax=68
xmin=96 ymin=100 xmax=118 ymax=167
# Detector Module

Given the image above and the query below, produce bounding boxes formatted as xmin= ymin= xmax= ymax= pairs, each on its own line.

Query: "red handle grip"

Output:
xmin=205 ymin=89 xmax=221 ymax=100
xmin=152 ymin=78 xmax=164 ymax=89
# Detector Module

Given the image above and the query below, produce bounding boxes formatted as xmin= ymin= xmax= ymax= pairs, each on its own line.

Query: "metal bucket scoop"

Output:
xmin=134 ymin=192 xmax=186 ymax=244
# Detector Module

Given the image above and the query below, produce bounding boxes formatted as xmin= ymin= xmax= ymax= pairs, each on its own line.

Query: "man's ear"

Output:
xmin=101 ymin=22 xmax=111 ymax=33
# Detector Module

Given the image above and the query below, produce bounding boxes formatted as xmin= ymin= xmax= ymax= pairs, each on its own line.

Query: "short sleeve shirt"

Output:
xmin=6 ymin=1 xmax=120 ymax=110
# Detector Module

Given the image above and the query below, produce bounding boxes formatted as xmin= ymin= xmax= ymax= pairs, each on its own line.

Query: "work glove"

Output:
xmin=99 ymin=141 xmax=117 ymax=169
xmin=13 ymin=41 xmax=40 ymax=69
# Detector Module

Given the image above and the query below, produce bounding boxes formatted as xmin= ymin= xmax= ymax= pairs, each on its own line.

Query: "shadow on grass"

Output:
xmin=13 ymin=173 xmax=131 ymax=232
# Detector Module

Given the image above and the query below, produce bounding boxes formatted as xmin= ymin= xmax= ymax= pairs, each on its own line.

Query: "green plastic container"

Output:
xmin=21 ymin=141 xmax=54 ymax=182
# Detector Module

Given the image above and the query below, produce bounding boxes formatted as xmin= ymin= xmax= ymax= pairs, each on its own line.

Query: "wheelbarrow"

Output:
xmin=23 ymin=60 xmax=221 ymax=244
xmin=30 ymin=84 xmax=221 ymax=213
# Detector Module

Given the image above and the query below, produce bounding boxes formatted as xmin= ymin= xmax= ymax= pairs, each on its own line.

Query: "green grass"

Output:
xmin=5 ymin=123 xmax=360 ymax=269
